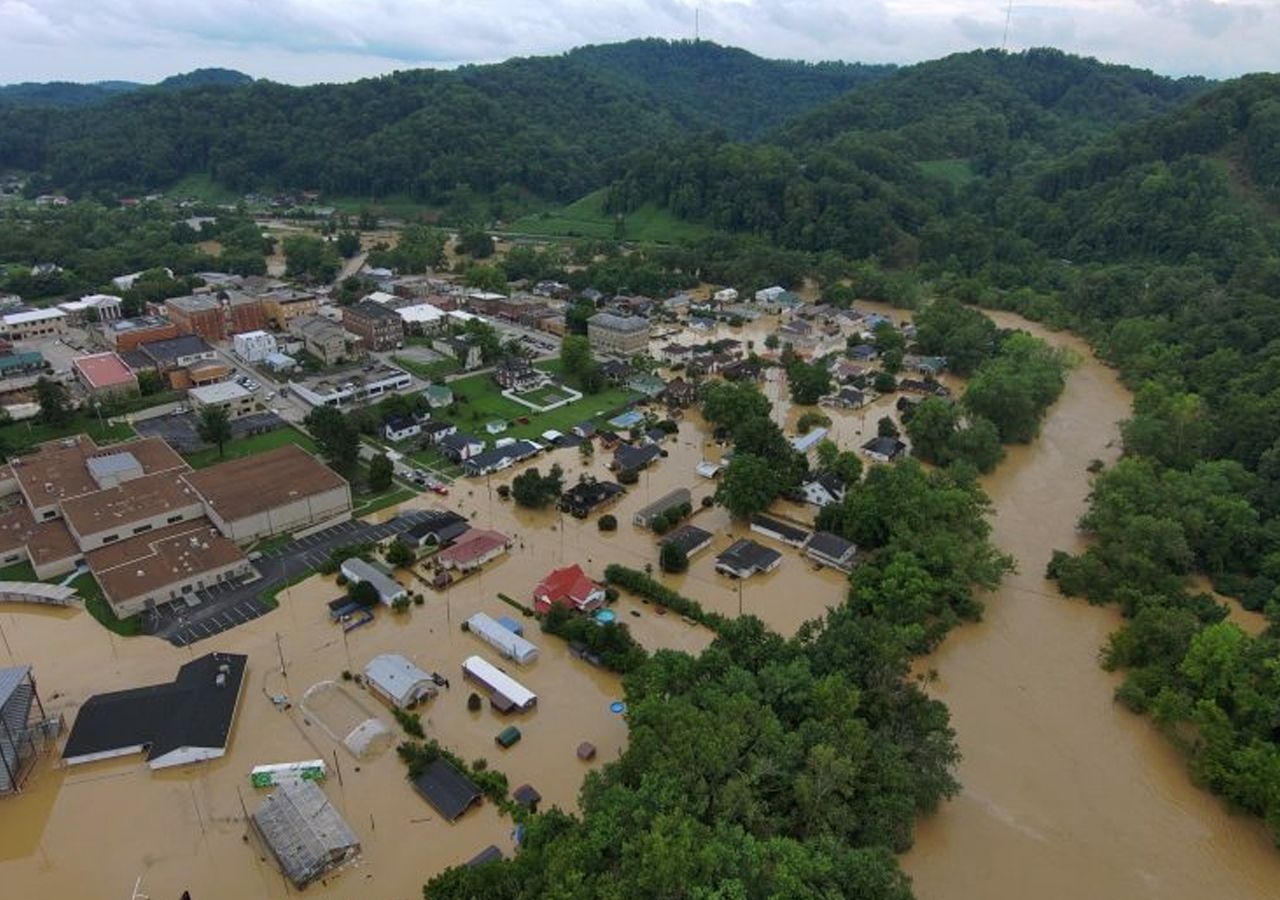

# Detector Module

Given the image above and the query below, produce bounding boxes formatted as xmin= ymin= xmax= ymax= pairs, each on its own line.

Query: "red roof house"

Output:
xmin=532 ymin=564 xmax=605 ymax=614
xmin=436 ymin=528 xmax=510 ymax=572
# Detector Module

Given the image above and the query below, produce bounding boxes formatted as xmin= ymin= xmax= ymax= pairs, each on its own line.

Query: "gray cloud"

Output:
xmin=0 ymin=0 xmax=1275 ymax=84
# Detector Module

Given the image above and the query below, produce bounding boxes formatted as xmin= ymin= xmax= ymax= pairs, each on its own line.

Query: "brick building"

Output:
xmin=342 ymin=301 xmax=404 ymax=352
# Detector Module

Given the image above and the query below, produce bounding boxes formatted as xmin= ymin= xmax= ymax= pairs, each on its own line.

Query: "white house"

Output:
xmin=363 ymin=654 xmax=438 ymax=708
xmin=233 ymin=330 xmax=278 ymax=363
xmin=801 ymin=473 xmax=846 ymax=508
xmin=383 ymin=414 xmax=421 ymax=443
xmin=713 ymin=287 xmax=739 ymax=304
xmin=754 ymin=285 xmax=786 ymax=304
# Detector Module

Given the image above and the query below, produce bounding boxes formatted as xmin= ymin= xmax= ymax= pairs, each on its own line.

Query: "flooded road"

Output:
xmin=901 ymin=310 xmax=1280 ymax=900
xmin=4 ymin=299 xmax=1280 ymax=898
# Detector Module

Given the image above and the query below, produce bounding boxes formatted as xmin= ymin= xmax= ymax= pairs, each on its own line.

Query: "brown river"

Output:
xmin=1 ymin=304 xmax=1279 ymax=897
xmin=900 ymin=308 xmax=1280 ymax=900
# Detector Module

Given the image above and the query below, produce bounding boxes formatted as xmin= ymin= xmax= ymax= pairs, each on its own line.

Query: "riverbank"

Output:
xmin=900 ymin=310 xmax=1280 ymax=900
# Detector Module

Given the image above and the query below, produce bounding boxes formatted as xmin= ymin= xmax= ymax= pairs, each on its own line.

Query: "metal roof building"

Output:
xmin=363 ymin=654 xmax=437 ymax=709
xmin=339 ymin=558 xmax=406 ymax=606
xmin=252 ymin=779 xmax=361 ymax=889
xmin=465 ymin=613 xmax=539 ymax=665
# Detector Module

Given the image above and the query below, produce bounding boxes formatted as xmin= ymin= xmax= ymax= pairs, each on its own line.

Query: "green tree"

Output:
xmin=386 ymin=540 xmax=415 ymax=568
xmin=716 ymin=453 xmax=781 ymax=519
xmin=305 ymin=407 xmax=360 ymax=475
xmin=335 ymin=231 xmax=361 ymax=257
xmin=512 ymin=465 xmax=565 ymax=508
xmin=283 ymin=235 xmax=340 ymax=282
xmin=877 ymin=416 xmax=900 ymax=439
xmin=368 ymin=453 xmax=394 ymax=492
xmin=660 ymin=541 xmax=689 ymax=573
xmin=905 ymin=397 xmax=958 ymax=464
xmin=35 ymin=377 xmax=72 ymax=426
xmin=787 ymin=359 xmax=832 ymax=405
xmin=560 ymin=334 xmax=592 ymax=376
xmin=457 ymin=229 xmax=495 ymax=258
xmin=195 ymin=404 xmax=233 ymax=458
xmin=348 ymin=579 xmax=379 ymax=607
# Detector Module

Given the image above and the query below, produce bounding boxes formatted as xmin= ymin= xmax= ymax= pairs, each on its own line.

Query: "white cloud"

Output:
xmin=0 ymin=0 xmax=1275 ymax=84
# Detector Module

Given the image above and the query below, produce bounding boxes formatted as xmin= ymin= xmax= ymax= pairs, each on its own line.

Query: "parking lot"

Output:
xmin=146 ymin=510 xmax=433 ymax=646
xmin=134 ymin=410 xmax=289 ymax=452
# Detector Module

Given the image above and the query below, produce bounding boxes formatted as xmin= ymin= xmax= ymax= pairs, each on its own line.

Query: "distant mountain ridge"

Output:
xmin=0 ymin=39 xmax=891 ymax=200
xmin=0 ymin=68 xmax=253 ymax=108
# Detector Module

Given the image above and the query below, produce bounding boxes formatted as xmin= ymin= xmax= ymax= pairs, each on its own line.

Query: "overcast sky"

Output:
xmin=0 ymin=0 xmax=1275 ymax=85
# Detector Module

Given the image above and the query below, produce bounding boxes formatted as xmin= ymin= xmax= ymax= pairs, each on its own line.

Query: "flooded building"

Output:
xmin=632 ymin=488 xmax=691 ymax=529
xmin=531 ymin=564 xmax=605 ymax=614
xmin=465 ymin=612 xmax=539 ymax=665
xmin=363 ymin=654 xmax=438 ymax=708
xmin=436 ymin=528 xmax=510 ymax=572
xmin=462 ymin=655 xmax=537 ymax=711
xmin=714 ymin=539 xmax=782 ymax=579
xmin=0 ymin=665 xmax=59 ymax=795
xmin=412 ymin=758 xmax=483 ymax=822
xmin=252 ymin=779 xmax=360 ymax=889
xmin=803 ymin=531 xmax=858 ymax=572
xmin=339 ymin=559 xmax=406 ymax=606
xmin=587 ymin=312 xmax=650 ymax=357
xmin=61 ymin=652 xmax=246 ymax=769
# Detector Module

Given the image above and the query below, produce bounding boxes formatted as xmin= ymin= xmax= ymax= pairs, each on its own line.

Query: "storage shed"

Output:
xmin=465 ymin=613 xmax=539 ymax=665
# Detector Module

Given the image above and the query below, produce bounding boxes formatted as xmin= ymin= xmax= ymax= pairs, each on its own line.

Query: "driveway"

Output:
xmin=145 ymin=509 xmax=432 ymax=646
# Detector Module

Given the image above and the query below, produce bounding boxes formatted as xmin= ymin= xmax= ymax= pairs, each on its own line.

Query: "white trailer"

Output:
xmin=465 ymin=612 xmax=539 ymax=665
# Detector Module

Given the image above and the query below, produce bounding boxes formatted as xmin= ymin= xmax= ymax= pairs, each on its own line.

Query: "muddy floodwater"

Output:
xmin=4 ymin=302 xmax=1280 ymax=898
xmin=900 ymin=308 xmax=1280 ymax=900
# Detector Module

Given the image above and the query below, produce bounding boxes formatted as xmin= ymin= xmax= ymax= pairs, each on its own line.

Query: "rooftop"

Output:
xmin=662 ymin=524 xmax=714 ymax=556
xmin=436 ymin=528 xmax=508 ymax=566
xmin=62 ymin=652 xmax=246 ymax=766
xmin=106 ymin=315 xmax=172 ymax=335
xmin=716 ymin=538 xmax=782 ymax=573
xmin=3 ymin=308 xmax=66 ymax=325
xmin=189 ymin=381 xmax=253 ymax=404
xmin=72 ymin=352 xmax=136 ymax=389
xmin=253 ymin=780 xmax=360 ymax=889
xmin=588 ymin=312 xmax=649 ymax=333
xmin=183 ymin=444 xmax=347 ymax=522
xmin=140 ymin=334 xmax=215 ymax=365
xmin=86 ymin=519 xmax=246 ymax=607
xmin=411 ymin=758 xmax=482 ymax=822
xmin=61 ymin=470 xmax=199 ymax=538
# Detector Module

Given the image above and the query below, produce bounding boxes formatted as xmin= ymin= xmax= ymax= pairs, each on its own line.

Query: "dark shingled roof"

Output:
xmin=750 ymin=514 xmax=811 ymax=544
xmin=467 ymin=845 xmax=504 ymax=867
xmin=411 ymin=758 xmax=483 ymax=822
xmin=62 ymin=652 xmax=246 ymax=764
xmin=662 ymin=524 xmax=714 ymax=557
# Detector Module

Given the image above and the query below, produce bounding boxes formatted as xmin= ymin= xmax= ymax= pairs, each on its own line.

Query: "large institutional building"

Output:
xmin=0 ymin=436 xmax=351 ymax=617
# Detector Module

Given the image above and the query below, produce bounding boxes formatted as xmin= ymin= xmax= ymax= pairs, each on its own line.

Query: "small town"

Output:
xmin=0 ymin=183 xmax=963 ymax=896
xmin=3 ymin=19 xmax=1280 ymax=900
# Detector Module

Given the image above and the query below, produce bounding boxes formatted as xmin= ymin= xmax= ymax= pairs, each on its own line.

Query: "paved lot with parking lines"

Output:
xmin=146 ymin=510 xmax=430 ymax=647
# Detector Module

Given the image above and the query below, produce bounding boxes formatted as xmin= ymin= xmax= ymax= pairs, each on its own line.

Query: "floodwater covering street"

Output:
xmin=1 ymin=303 xmax=1279 ymax=898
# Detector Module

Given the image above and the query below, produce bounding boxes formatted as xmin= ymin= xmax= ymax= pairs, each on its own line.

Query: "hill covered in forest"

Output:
xmin=0 ymin=68 xmax=252 ymax=108
xmin=0 ymin=40 xmax=889 ymax=202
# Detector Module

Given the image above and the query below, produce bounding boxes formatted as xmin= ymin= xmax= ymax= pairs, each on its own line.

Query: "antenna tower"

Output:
xmin=1002 ymin=0 xmax=1014 ymax=51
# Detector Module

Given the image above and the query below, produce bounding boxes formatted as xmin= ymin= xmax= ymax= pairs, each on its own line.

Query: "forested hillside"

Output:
xmin=0 ymin=68 xmax=252 ymax=108
xmin=0 ymin=40 xmax=887 ymax=202
xmin=602 ymin=48 xmax=1212 ymax=261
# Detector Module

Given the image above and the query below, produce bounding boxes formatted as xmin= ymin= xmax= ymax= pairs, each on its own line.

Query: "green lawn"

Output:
xmin=407 ymin=445 xmax=465 ymax=478
xmin=353 ymin=487 xmax=416 ymax=518
xmin=2 ymin=415 xmax=135 ymax=455
xmin=391 ymin=353 xmax=462 ymax=382
xmin=508 ymin=189 xmax=713 ymax=243
xmin=168 ymin=173 xmax=243 ymax=204
xmin=437 ymin=365 xmax=638 ymax=442
xmin=0 ymin=560 xmax=37 ymax=582
xmin=78 ymin=573 xmax=143 ymax=636
xmin=917 ymin=158 xmax=978 ymax=189
xmin=184 ymin=426 xmax=318 ymax=468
